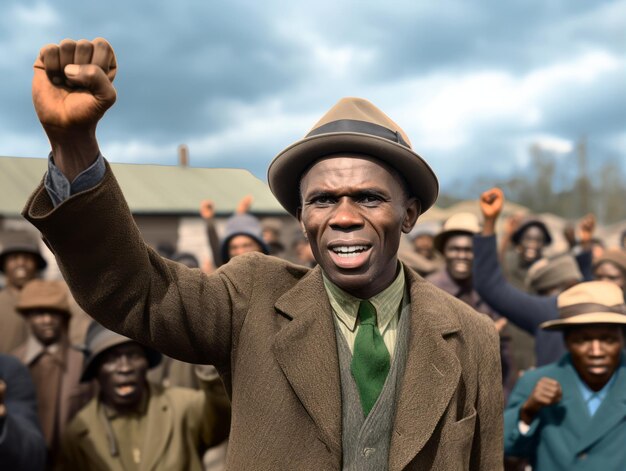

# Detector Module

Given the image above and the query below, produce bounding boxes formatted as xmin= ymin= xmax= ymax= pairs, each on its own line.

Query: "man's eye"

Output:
xmin=310 ymin=196 xmax=335 ymax=205
xmin=360 ymin=195 xmax=382 ymax=205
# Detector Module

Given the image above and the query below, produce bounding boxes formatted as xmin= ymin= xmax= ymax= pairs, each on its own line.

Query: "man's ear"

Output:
xmin=402 ymin=197 xmax=420 ymax=234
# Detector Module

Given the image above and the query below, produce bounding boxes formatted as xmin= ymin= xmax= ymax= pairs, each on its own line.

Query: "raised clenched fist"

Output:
xmin=479 ymin=188 xmax=504 ymax=221
xmin=32 ymin=38 xmax=117 ymax=180
xmin=520 ymin=377 xmax=562 ymax=425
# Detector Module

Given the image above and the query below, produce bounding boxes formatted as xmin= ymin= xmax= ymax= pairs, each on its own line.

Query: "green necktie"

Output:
xmin=351 ymin=300 xmax=391 ymax=416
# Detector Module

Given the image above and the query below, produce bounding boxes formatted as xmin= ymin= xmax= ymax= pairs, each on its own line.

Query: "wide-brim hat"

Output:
xmin=540 ymin=281 xmax=626 ymax=330
xmin=525 ymin=253 xmax=582 ymax=293
xmin=80 ymin=322 xmax=162 ymax=382
xmin=16 ymin=279 xmax=71 ymax=316
xmin=433 ymin=212 xmax=481 ymax=253
xmin=511 ymin=218 xmax=552 ymax=246
xmin=267 ymin=97 xmax=439 ymax=217
xmin=0 ymin=231 xmax=47 ymax=272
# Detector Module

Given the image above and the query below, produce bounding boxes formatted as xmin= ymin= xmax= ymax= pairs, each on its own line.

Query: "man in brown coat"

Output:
xmin=0 ymin=232 xmax=48 ymax=353
xmin=24 ymin=38 xmax=503 ymax=470
xmin=12 ymin=279 xmax=93 ymax=466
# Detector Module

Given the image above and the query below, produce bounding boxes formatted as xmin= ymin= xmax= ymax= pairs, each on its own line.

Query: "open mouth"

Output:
xmin=331 ymin=245 xmax=370 ymax=258
xmin=114 ymin=383 xmax=138 ymax=397
xmin=328 ymin=244 xmax=372 ymax=269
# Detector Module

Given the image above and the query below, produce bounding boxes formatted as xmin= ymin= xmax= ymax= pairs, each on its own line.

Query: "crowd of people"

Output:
xmin=1 ymin=36 xmax=625 ymax=470
xmin=2 ymin=186 xmax=626 ymax=469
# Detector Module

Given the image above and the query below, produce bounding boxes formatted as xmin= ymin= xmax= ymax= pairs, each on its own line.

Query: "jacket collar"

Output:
xmin=273 ymin=265 xmax=462 ymax=467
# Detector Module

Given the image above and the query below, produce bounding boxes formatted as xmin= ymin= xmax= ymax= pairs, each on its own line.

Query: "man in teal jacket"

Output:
xmin=504 ymin=280 xmax=626 ymax=470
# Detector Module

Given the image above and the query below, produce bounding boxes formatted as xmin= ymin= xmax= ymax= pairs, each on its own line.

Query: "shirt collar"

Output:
xmin=322 ymin=263 xmax=405 ymax=334
xmin=575 ymin=368 xmax=618 ymax=404
xmin=23 ymin=334 xmax=64 ymax=365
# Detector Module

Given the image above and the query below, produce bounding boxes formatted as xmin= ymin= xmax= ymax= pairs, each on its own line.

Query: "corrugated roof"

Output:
xmin=0 ymin=156 xmax=286 ymax=216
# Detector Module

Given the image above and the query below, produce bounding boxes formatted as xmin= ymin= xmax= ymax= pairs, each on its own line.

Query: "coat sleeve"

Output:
xmin=22 ymin=163 xmax=256 ymax=367
xmin=472 ymin=234 xmax=558 ymax=334
xmin=503 ymin=371 xmax=541 ymax=459
xmin=470 ymin=317 xmax=505 ymax=471
xmin=0 ymin=355 xmax=46 ymax=471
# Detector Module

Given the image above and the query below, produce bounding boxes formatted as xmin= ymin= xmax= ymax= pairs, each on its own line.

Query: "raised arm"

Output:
xmin=33 ymin=38 xmax=117 ymax=181
xmin=25 ymin=39 xmax=256 ymax=368
xmin=474 ymin=188 xmax=557 ymax=334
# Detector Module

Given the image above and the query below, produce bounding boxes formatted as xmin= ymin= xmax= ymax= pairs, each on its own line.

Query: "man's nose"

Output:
xmin=589 ymin=340 xmax=604 ymax=356
xmin=329 ymin=198 xmax=363 ymax=230
xmin=116 ymin=355 xmax=133 ymax=372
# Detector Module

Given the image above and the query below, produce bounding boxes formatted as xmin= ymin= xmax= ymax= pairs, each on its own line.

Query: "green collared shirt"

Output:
xmin=323 ymin=264 xmax=406 ymax=358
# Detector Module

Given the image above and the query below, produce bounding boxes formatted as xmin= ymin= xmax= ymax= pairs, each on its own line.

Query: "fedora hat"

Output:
xmin=433 ymin=212 xmax=481 ymax=253
xmin=80 ymin=321 xmax=162 ymax=382
xmin=540 ymin=281 xmax=626 ymax=330
xmin=0 ymin=231 xmax=47 ymax=272
xmin=525 ymin=254 xmax=582 ymax=294
xmin=267 ymin=97 xmax=439 ymax=217
xmin=16 ymin=279 xmax=71 ymax=315
xmin=593 ymin=248 xmax=626 ymax=276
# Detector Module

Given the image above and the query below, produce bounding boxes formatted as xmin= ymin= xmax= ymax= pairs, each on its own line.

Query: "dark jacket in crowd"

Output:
xmin=472 ymin=235 xmax=565 ymax=366
xmin=0 ymin=353 xmax=46 ymax=470
xmin=505 ymin=354 xmax=626 ymax=470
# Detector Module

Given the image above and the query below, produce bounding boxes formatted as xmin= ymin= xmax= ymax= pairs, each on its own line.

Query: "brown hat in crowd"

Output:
xmin=0 ymin=231 xmax=47 ymax=272
xmin=525 ymin=254 xmax=582 ymax=294
xmin=81 ymin=321 xmax=162 ymax=382
xmin=593 ymin=249 xmax=626 ymax=276
xmin=16 ymin=279 xmax=70 ymax=315
xmin=540 ymin=281 xmax=626 ymax=330
xmin=433 ymin=213 xmax=481 ymax=253
xmin=267 ymin=97 xmax=439 ymax=217
xmin=511 ymin=217 xmax=552 ymax=246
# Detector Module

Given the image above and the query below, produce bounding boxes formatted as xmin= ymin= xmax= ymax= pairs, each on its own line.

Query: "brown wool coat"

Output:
xmin=24 ymin=166 xmax=504 ymax=470
xmin=12 ymin=338 xmax=94 ymax=449
xmin=0 ymin=288 xmax=30 ymax=354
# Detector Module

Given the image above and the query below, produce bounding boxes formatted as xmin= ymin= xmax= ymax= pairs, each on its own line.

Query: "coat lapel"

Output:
xmin=141 ymin=385 xmax=174 ymax=471
xmin=389 ymin=270 xmax=462 ymax=471
xmin=272 ymin=266 xmax=342 ymax=457
xmin=575 ymin=360 xmax=626 ymax=454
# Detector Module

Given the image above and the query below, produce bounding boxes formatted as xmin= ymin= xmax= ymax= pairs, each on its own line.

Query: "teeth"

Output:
xmin=115 ymin=385 xmax=136 ymax=396
xmin=332 ymin=246 xmax=368 ymax=256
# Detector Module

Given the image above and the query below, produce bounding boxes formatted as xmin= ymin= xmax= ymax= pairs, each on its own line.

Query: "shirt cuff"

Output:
xmin=518 ymin=420 xmax=531 ymax=435
xmin=44 ymin=153 xmax=106 ymax=207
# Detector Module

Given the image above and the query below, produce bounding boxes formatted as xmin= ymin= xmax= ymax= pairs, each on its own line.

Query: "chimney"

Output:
xmin=178 ymin=144 xmax=189 ymax=167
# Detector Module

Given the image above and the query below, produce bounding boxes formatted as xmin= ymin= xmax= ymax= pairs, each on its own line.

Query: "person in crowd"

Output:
xmin=504 ymin=281 xmax=626 ymax=470
xmin=503 ymin=216 xmax=552 ymax=289
xmin=56 ymin=322 xmax=231 ymax=471
xmin=261 ymin=218 xmax=286 ymax=257
xmin=12 ymin=279 xmax=94 ymax=466
xmin=0 ymin=231 xmax=47 ymax=353
xmin=0 ymin=353 xmax=46 ymax=470
xmin=474 ymin=188 xmax=594 ymax=366
xmin=25 ymin=38 xmax=503 ymax=469
xmin=620 ymin=229 xmax=626 ymax=250
xmin=200 ymin=197 xmax=269 ymax=268
xmin=403 ymin=225 xmax=444 ymax=276
xmin=290 ymin=230 xmax=316 ymax=268
xmin=592 ymin=248 xmax=626 ymax=292
xmin=427 ymin=212 xmax=514 ymax=395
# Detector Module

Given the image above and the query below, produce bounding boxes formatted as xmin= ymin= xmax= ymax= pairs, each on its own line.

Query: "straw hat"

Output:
xmin=267 ymin=97 xmax=439 ymax=217
xmin=16 ymin=279 xmax=70 ymax=315
xmin=540 ymin=281 xmax=626 ymax=330
xmin=433 ymin=213 xmax=481 ymax=253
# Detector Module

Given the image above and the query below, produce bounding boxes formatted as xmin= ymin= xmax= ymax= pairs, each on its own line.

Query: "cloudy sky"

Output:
xmin=1 ymin=0 xmax=624 ymax=196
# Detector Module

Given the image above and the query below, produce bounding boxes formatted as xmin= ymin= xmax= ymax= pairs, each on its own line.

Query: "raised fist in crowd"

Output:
xmin=32 ymin=38 xmax=117 ymax=181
